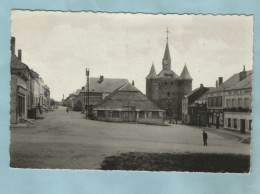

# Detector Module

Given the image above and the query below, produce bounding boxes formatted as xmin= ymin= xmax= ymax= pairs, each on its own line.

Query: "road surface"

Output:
xmin=10 ymin=106 xmax=250 ymax=169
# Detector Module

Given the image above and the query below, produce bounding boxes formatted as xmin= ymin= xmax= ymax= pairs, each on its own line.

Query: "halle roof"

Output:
xmin=94 ymin=82 xmax=163 ymax=111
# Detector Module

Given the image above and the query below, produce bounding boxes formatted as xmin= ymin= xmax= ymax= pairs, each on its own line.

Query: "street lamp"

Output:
xmin=86 ymin=68 xmax=90 ymax=119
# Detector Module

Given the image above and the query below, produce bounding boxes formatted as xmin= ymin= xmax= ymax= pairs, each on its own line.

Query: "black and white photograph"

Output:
xmin=10 ymin=11 xmax=252 ymax=172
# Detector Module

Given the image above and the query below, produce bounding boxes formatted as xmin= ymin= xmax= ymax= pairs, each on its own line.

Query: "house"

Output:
xmin=93 ymin=82 xmax=165 ymax=125
xmin=10 ymin=38 xmax=31 ymax=123
xmin=223 ymin=70 xmax=252 ymax=133
xmin=182 ymin=84 xmax=211 ymax=126
xmin=10 ymin=37 xmax=51 ymax=121
xmin=206 ymin=66 xmax=252 ymax=129
xmin=82 ymin=76 xmax=128 ymax=114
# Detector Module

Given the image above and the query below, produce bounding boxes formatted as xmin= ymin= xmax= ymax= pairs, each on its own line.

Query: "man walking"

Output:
xmin=203 ymin=130 xmax=208 ymax=146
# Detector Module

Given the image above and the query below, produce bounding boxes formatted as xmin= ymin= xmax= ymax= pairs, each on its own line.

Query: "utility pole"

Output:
xmin=86 ymin=68 xmax=90 ymax=119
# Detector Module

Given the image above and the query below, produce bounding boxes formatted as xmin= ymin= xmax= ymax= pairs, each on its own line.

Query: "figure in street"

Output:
xmin=66 ymin=107 xmax=69 ymax=113
xmin=203 ymin=130 xmax=208 ymax=146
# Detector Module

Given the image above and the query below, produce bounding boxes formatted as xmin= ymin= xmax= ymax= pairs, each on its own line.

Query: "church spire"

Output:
xmin=162 ymin=27 xmax=171 ymax=71
xmin=179 ymin=63 xmax=192 ymax=80
xmin=146 ymin=63 xmax=158 ymax=79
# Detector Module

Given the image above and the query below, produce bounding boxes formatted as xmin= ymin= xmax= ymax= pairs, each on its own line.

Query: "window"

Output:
xmin=249 ymin=120 xmax=252 ymax=130
xmin=232 ymin=98 xmax=236 ymax=107
xmin=226 ymin=99 xmax=231 ymax=108
xmin=139 ymin=111 xmax=145 ymax=118
xmin=234 ymin=119 xmax=237 ymax=128
xmin=228 ymin=118 xmax=231 ymax=127
xmin=18 ymin=96 xmax=25 ymax=115
xmin=112 ymin=111 xmax=120 ymax=118
xmin=217 ymin=96 xmax=222 ymax=107
xmin=238 ymin=98 xmax=242 ymax=107
xmin=213 ymin=97 xmax=217 ymax=107
xmin=123 ymin=106 xmax=136 ymax=111
xmin=152 ymin=111 xmax=159 ymax=118
xmin=171 ymin=82 xmax=173 ymax=85
xmin=97 ymin=110 xmax=105 ymax=117
xmin=165 ymin=82 xmax=167 ymax=86
xmin=208 ymin=98 xmax=212 ymax=107
xmin=167 ymin=92 xmax=170 ymax=97
xmin=244 ymin=98 xmax=249 ymax=108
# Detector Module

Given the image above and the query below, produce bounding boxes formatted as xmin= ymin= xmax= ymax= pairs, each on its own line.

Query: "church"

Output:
xmin=146 ymin=32 xmax=193 ymax=120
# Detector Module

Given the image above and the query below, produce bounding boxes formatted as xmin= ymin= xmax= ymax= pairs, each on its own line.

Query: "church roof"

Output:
xmin=146 ymin=64 xmax=158 ymax=79
xmin=163 ymin=42 xmax=171 ymax=61
xmin=179 ymin=64 xmax=192 ymax=80
xmin=94 ymin=82 xmax=163 ymax=111
xmin=158 ymin=69 xmax=179 ymax=79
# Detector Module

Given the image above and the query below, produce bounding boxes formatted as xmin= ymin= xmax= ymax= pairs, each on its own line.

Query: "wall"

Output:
xmin=224 ymin=112 xmax=252 ymax=132
xmin=10 ymin=75 xmax=17 ymax=124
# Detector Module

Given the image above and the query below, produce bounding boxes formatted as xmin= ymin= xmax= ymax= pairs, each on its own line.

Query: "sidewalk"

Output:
xmin=202 ymin=126 xmax=250 ymax=141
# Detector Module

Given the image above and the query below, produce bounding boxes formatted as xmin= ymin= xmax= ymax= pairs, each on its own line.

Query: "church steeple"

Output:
xmin=162 ymin=27 xmax=171 ymax=71
xmin=146 ymin=63 xmax=158 ymax=79
xmin=179 ymin=63 xmax=192 ymax=80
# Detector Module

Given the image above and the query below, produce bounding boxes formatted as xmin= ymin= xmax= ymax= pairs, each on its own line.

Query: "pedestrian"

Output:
xmin=203 ymin=130 xmax=208 ymax=146
xmin=66 ymin=107 xmax=69 ymax=113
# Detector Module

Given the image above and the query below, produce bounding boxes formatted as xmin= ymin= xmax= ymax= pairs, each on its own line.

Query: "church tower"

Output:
xmin=145 ymin=28 xmax=192 ymax=120
xmin=162 ymin=42 xmax=171 ymax=71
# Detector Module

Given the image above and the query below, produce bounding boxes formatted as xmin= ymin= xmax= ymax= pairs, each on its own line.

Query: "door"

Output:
xmin=128 ymin=111 xmax=136 ymax=122
xmin=241 ymin=119 xmax=246 ymax=134
xmin=216 ymin=116 xmax=219 ymax=129
xmin=122 ymin=111 xmax=129 ymax=122
xmin=122 ymin=111 xmax=136 ymax=122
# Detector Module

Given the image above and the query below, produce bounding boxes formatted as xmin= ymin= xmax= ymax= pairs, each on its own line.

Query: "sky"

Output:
xmin=11 ymin=11 xmax=253 ymax=101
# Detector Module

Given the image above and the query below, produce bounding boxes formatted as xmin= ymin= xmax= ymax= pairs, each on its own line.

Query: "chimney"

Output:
xmin=18 ymin=49 xmax=22 ymax=61
xmin=216 ymin=80 xmax=219 ymax=87
xmin=218 ymin=77 xmax=223 ymax=85
xmin=239 ymin=65 xmax=246 ymax=81
xmin=99 ymin=75 xmax=104 ymax=83
xmin=11 ymin=37 xmax=15 ymax=54
xmin=200 ymin=84 xmax=204 ymax=88
xmin=132 ymin=80 xmax=135 ymax=86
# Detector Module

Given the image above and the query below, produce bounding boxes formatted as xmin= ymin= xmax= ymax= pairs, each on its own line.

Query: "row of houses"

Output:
xmin=182 ymin=66 xmax=252 ymax=133
xmin=10 ymin=37 xmax=51 ymax=124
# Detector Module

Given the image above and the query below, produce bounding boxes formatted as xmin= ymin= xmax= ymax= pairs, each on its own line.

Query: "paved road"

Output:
xmin=10 ymin=106 xmax=250 ymax=169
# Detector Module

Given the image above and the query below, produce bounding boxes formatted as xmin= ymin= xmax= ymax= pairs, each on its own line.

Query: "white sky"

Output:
xmin=11 ymin=11 xmax=253 ymax=101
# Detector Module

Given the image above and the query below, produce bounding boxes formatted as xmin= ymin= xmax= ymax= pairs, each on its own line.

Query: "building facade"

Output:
xmin=146 ymin=39 xmax=192 ymax=120
xmin=182 ymin=84 xmax=211 ymax=126
xmin=207 ymin=66 xmax=252 ymax=132
xmin=223 ymin=72 xmax=252 ymax=133
xmin=10 ymin=37 xmax=50 ymax=122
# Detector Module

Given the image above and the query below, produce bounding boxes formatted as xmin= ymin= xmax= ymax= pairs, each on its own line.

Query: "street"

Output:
xmin=10 ymin=106 xmax=250 ymax=169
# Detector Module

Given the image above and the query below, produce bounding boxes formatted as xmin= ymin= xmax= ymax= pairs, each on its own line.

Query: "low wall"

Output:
xmin=96 ymin=117 xmax=164 ymax=125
